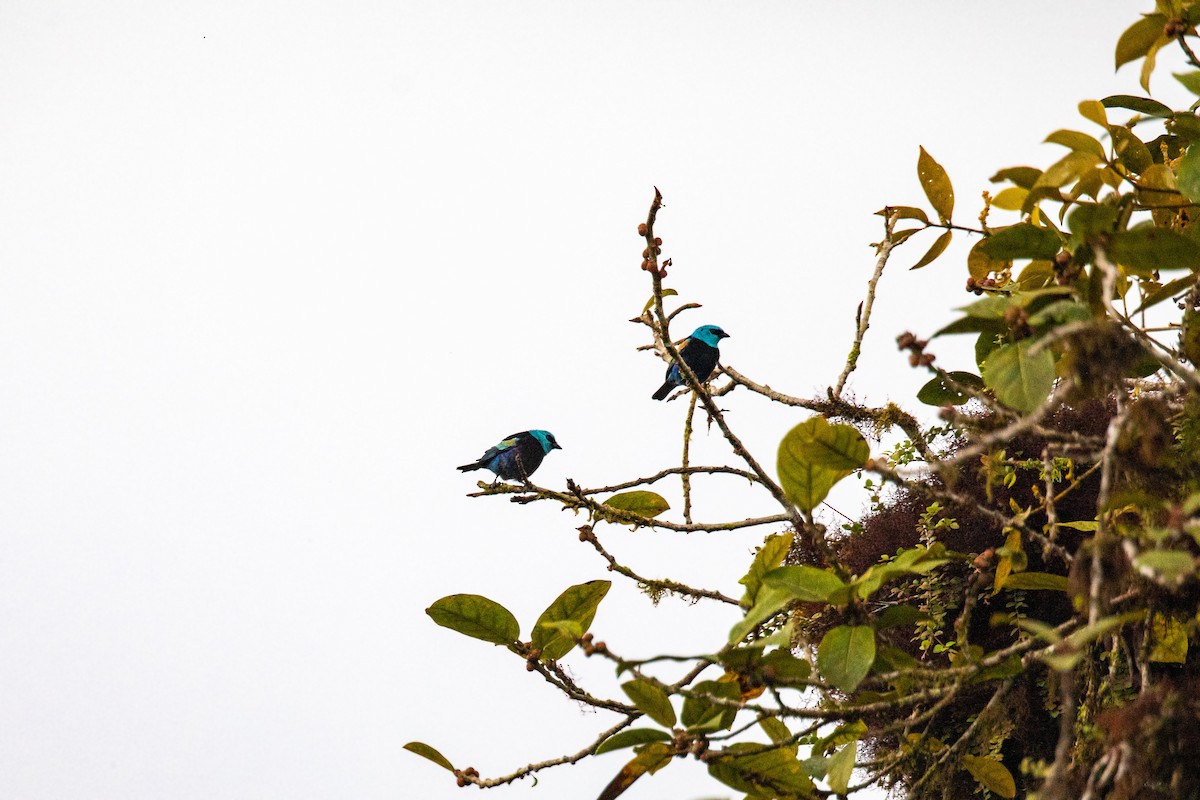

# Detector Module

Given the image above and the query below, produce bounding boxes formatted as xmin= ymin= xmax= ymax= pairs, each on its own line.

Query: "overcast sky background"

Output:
xmin=0 ymin=2 xmax=1188 ymax=799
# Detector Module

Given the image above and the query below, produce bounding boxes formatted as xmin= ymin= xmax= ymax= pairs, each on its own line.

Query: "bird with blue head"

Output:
xmin=652 ymin=324 xmax=730 ymax=400
xmin=457 ymin=430 xmax=562 ymax=483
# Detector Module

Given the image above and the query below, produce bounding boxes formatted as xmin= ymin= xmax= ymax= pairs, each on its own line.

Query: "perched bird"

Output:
xmin=652 ymin=324 xmax=730 ymax=400
xmin=457 ymin=430 xmax=562 ymax=482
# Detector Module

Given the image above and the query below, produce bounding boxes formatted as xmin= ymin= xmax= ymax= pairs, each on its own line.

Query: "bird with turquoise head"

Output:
xmin=457 ymin=430 xmax=562 ymax=482
xmin=652 ymin=325 xmax=730 ymax=400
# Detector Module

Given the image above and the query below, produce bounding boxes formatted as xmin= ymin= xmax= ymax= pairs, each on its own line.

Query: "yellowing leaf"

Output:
xmin=1034 ymin=151 xmax=1103 ymax=190
xmin=404 ymin=741 xmax=456 ymax=772
xmin=1149 ymin=611 xmax=1189 ymax=664
xmin=918 ymin=146 xmax=954 ymax=223
xmin=1001 ymin=571 xmax=1069 ymax=592
xmin=1078 ymin=99 xmax=1108 ymax=128
xmin=603 ymin=490 xmax=670 ymax=518
xmin=910 ymin=229 xmax=952 ymax=270
xmin=962 ymin=754 xmax=1016 ymax=798
xmin=991 ymin=186 xmax=1028 ymax=211
xmin=1115 ymin=13 xmax=1167 ymax=70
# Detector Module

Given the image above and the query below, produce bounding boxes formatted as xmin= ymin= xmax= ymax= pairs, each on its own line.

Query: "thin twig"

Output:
xmin=458 ymin=717 xmax=637 ymax=788
xmin=834 ymin=209 xmax=899 ymax=397
xmin=682 ymin=392 xmax=697 ymax=523
xmin=577 ymin=525 xmax=739 ymax=605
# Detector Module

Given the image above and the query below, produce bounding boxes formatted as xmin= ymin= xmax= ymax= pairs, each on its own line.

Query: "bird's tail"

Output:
xmin=456 ymin=461 xmax=482 ymax=472
xmin=652 ymin=382 xmax=674 ymax=401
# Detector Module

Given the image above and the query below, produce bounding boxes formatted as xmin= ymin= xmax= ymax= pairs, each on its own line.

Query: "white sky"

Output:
xmin=0 ymin=2 xmax=1184 ymax=798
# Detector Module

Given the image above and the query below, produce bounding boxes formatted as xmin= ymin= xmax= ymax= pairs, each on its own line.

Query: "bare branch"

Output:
xmin=833 ymin=209 xmax=900 ymax=398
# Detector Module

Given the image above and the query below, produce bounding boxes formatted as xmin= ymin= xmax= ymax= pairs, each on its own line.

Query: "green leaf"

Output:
xmin=1175 ymin=70 xmax=1200 ymax=96
xmin=1109 ymin=225 xmax=1200 ymax=273
xmin=854 ymin=547 xmax=951 ymax=599
xmin=990 ymin=166 xmax=1042 ymax=189
xmin=762 ymin=565 xmax=847 ymax=603
xmin=934 ymin=314 xmax=1005 ymax=338
xmin=532 ymin=579 xmax=611 ymax=660
xmin=875 ymin=604 xmax=929 ymax=630
xmin=817 ymin=625 xmax=876 ymax=693
xmin=1111 ymin=126 xmax=1154 ymax=173
xmin=1016 ymin=260 xmax=1056 ymax=290
xmin=1045 ymin=129 xmax=1107 ymax=160
xmin=603 ymin=490 xmax=670 ymax=518
xmin=981 ymin=340 xmax=1056 ymax=414
xmin=681 ymin=679 xmax=740 ymax=732
xmin=873 ymin=644 xmax=922 ymax=673
xmin=1102 ymin=94 xmax=1173 ymax=117
xmin=1177 ymin=145 xmax=1200 ymax=203
xmin=1000 ymin=571 xmax=1068 ymax=592
xmin=1170 ymin=113 xmax=1200 ymax=143
xmin=426 ymin=594 xmax=520 ymax=645
xmin=1133 ymin=550 xmax=1197 ymax=583
xmin=1026 ymin=299 xmax=1092 ymax=329
xmin=708 ymin=743 xmax=816 ymax=798
xmin=917 ymin=371 xmax=984 ymax=406
xmin=1115 ymin=14 xmax=1168 ymax=70
xmin=1033 ymin=151 xmax=1103 ymax=190
xmin=962 ymin=754 xmax=1017 ymax=799
xmin=622 ymin=679 xmax=677 ymax=728
xmin=978 ymin=223 xmax=1061 ymax=261
xmin=728 ymin=584 xmax=793 ymax=644
xmin=964 ymin=296 xmax=1012 ymax=328
xmin=1067 ymin=203 xmax=1119 ymax=237
xmin=918 ymin=146 xmax=955 ymax=223
xmin=595 ymin=728 xmax=673 ymax=755
xmin=760 ymin=716 xmax=793 ymax=745
xmin=1057 ymin=520 xmax=1099 ymax=531
xmin=813 ymin=720 xmax=868 ymax=754
xmin=970 ymin=653 xmax=1026 ymax=683
xmin=910 ymin=229 xmax=952 ymax=270
xmin=739 ymin=532 xmax=794 ymax=608
xmin=761 ymin=649 xmax=812 ymax=684
xmin=403 ymin=741 xmax=456 ymax=772
xmin=826 ymin=743 xmax=856 ymax=795
xmin=777 ymin=417 xmax=869 ymax=512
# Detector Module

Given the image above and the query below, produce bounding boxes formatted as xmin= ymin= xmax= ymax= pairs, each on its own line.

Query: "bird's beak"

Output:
xmin=553 ymin=441 xmax=563 ymax=450
xmin=720 ymin=331 xmax=731 ymax=339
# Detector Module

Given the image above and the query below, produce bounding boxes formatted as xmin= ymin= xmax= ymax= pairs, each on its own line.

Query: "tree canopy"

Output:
xmin=412 ymin=5 xmax=1200 ymax=798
